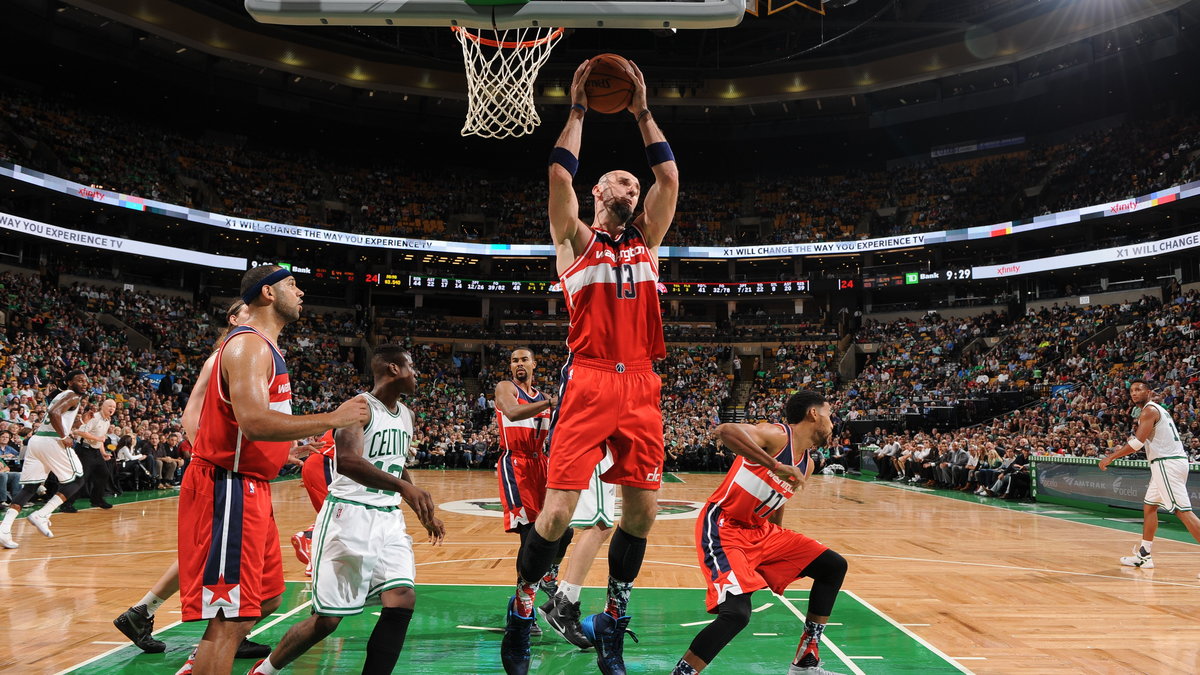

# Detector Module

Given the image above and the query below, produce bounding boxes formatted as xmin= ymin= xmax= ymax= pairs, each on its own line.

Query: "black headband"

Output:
xmin=241 ymin=268 xmax=294 ymax=305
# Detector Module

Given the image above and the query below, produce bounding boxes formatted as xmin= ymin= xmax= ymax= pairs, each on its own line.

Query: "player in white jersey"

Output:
xmin=1099 ymin=380 xmax=1200 ymax=573
xmin=0 ymin=369 xmax=90 ymax=549
xmin=250 ymin=345 xmax=445 ymax=675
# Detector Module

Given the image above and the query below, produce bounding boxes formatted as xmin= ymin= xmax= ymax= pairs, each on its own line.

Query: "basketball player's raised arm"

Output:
xmin=181 ymin=352 xmax=218 ymax=441
xmin=715 ymin=422 xmax=805 ymax=485
xmin=625 ymin=61 xmax=678 ymax=249
xmin=332 ymin=416 xmax=436 ymax=526
xmin=1098 ymin=406 xmax=1159 ymax=470
xmin=224 ymin=336 xmax=368 ymax=441
xmin=549 ymin=60 xmax=593 ymax=264
xmin=494 ymin=380 xmax=551 ymax=422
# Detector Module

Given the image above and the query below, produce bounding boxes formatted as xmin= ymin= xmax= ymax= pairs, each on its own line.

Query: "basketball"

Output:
xmin=584 ymin=53 xmax=635 ymax=114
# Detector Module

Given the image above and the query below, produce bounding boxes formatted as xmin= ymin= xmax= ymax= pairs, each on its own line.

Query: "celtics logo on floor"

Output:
xmin=440 ymin=497 xmax=704 ymax=521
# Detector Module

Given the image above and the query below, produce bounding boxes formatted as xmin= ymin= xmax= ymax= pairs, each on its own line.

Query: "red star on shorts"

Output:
xmin=206 ymin=576 xmax=238 ymax=605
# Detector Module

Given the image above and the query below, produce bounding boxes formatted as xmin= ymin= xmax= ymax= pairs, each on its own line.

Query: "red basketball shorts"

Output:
xmin=301 ymin=452 xmax=333 ymax=513
xmin=547 ymin=356 xmax=664 ymax=491
xmin=497 ymin=449 xmax=548 ymax=532
xmin=178 ymin=458 xmax=285 ymax=621
xmin=695 ymin=503 xmax=828 ymax=612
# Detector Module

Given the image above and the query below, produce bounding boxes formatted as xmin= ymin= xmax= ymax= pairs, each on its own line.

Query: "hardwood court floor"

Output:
xmin=2 ymin=470 xmax=1199 ymax=674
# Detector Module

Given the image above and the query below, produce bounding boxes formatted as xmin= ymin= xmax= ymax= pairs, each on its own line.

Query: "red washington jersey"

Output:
xmin=705 ymin=424 xmax=811 ymax=528
xmin=192 ymin=325 xmax=293 ymax=480
xmin=497 ymin=382 xmax=551 ymax=455
xmin=559 ymin=224 xmax=665 ymax=362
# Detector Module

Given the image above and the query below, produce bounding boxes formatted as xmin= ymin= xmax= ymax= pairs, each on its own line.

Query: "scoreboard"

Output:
xmin=859 ymin=268 xmax=973 ymax=289
xmin=404 ymin=275 xmax=812 ymax=296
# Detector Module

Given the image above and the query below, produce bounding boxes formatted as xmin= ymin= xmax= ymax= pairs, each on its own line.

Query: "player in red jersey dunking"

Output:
xmin=501 ymin=57 xmax=678 ymax=675
xmin=178 ymin=265 xmax=369 ymax=675
xmin=671 ymin=391 xmax=848 ymax=675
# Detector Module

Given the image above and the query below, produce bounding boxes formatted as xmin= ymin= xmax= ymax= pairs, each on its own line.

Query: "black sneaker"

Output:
xmin=539 ymin=593 xmax=593 ymax=650
xmin=581 ymin=612 xmax=638 ymax=675
xmin=113 ymin=605 xmax=166 ymax=654
xmin=235 ymin=638 xmax=272 ymax=659
xmin=58 ymin=504 xmax=78 ymax=514
xmin=500 ymin=596 xmax=534 ymax=675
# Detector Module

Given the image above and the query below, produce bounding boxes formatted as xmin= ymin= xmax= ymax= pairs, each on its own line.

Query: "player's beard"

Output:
xmin=607 ymin=198 xmax=634 ymax=225
xmin=275 ymin=299 xmax=302 ymax=323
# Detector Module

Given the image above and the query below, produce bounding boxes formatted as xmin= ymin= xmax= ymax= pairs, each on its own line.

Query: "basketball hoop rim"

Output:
xmin=451 ymin=25 xmax=564 ymax=49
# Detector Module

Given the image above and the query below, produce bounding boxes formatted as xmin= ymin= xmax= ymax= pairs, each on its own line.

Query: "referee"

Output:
xmin=62 ymin=398 xmax=116 ymax=512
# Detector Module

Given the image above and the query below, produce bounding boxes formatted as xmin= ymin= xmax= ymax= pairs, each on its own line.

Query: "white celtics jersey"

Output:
xmin=37 ymin=389 xmax=80 ymax=435
xmin=1140 ymin=401 xmax=1186 ymax=461
xmin=329 ymin=393 xmax=414 ymax=507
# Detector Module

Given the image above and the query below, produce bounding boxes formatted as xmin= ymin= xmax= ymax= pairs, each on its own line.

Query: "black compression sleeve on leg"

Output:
xmin=8 ymin=484 xmax=40 ymax=509
xmin=688 ymin=594 xmax=752 ymax=664
xmin=608 ymin=526 xmax=648 ymax=583
xmin=58 ymin=478 xmax=86 ymax=500
xmin=362 ymin=606 xmax=413 ymax=675
xmin=555 ymin=526 xmax=574 ymax=561
xmin=800 ymin=549 xmax=847 ymax=617
xmin=517 ymin=526 xmax=561 ymax=584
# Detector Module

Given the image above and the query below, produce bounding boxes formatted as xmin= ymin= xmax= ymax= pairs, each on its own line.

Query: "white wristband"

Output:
xmin=1127 ymin=437 xmax=1145 ymax=451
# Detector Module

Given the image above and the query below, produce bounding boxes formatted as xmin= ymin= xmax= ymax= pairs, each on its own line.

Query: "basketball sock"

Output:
xmin=802 ymin=620 xmax=827 ymax=646
xmin=672 ymin=658 xmax=700 ymax=675
xmin=1140 ymin=540 xmax=1154 ymax=556
xmin=605 ymin=526 xmax=646 ymax=617
xmin=605 ymin=577 xmax=633 ymax=618
xmin=255 ymin=656 xmax=281 ymax=675
xmin=559 ymin=581 xmax=582 ymax=604
xmin=363 ymin=607 xmax=413 ymax=675
xmin=514 ymin=579 xmax=538 ymax=618
xmin=0 ymin=507 xmax=16 ymax=534
xmin=138 ymin=592 xmax=166 ymax=617
xmin=34 ymin=495 xmax=63 ymax=518
xmin=541 ymin=563 xmax=561 ymax=598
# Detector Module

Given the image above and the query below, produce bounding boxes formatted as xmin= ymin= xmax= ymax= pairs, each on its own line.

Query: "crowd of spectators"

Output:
xmin=3 ymin=86 xmax=1198 ymax=246
xmin=4 ymin=261 xmax=1200 ymax=514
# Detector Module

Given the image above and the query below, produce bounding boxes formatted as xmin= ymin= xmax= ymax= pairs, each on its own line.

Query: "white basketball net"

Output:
xmin=453 ymin=26 xmax=564 ymax=139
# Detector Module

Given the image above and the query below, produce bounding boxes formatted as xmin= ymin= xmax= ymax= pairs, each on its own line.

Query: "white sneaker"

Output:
xmin=0 ymin=531 xmax=17 ymax=549
xmin=27 ymin=513 xmax=53 ymax=538
xmin=1119 ymin=546 xmax=1153 ymax=569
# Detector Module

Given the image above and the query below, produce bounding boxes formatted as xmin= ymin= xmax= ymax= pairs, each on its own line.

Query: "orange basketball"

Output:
xmin=584 ymin=53 xmax=635 ymax=114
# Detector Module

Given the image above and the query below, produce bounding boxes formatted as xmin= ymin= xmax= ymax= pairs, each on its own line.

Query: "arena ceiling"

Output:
xmin=38 ymin=0 xmax=1197 ymax=108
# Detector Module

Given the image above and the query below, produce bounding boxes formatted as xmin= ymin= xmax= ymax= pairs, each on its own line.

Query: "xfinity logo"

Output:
xmin=996 ymin=265 xmax=1021 ymax=276
xmin=1109 ymin=201 xmax=1138 ymax=214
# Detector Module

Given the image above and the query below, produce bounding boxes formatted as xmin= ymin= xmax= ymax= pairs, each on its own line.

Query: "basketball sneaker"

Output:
xmin=788 ymin=637 xmax=842 ymax=674
xmin=581 ymin=612 xmax=638 ymax=675
xmin=539 ymin=592 xmax=592 ymax=649
xmin=0 ymin=530 xmax=17 ymax=549
xmin=1119 ymin=546 xmax=1154 ymax=569
xmin=27 ymin=512 xmax=53 ymax=538
xmin=500 ymin=596 xmax=534 ymax=675
xmin=236 ymin=638 xmax=272 ymax=659
xmin=247 ymin=658 xmax=271 ymax=674
xmin=290 ymin=529 xmax=311 ymax=566
xmin=114 ymin=604 xmax=166 ymax=653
